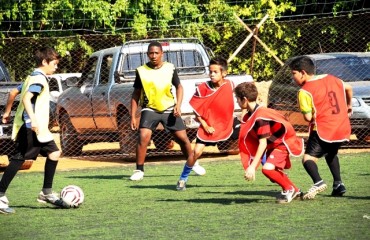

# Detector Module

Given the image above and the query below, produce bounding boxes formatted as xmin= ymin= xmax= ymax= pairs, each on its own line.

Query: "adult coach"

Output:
xmin=289 ymin=56 xmax=353 ymax=199
xmin=129 ymin=41 xmax=194 ymax=181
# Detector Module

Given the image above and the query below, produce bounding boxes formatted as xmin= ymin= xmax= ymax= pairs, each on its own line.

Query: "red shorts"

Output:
xmin=265 ymin=148 xmax=291 ymax=170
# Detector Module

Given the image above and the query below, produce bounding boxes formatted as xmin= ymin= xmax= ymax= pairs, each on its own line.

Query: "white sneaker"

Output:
xmin=192 ymin=161 xmax=206 ymax=176
xmin=0 ymin=196 xmax=15 ymax=214
xmin=130 ymin=170 xmax=144 ymax=181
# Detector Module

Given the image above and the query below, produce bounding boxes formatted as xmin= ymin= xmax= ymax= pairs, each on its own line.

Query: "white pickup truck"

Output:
xmin=57 ymin=38 xmax=253 ymax=156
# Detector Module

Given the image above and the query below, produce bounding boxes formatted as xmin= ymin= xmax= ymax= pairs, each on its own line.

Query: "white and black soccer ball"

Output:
xmin=60 ymin=185 xmax=84 ymax=208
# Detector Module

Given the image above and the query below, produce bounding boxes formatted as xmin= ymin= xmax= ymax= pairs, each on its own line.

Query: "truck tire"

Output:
xmin=152 ymin=131 xmax=174 ymax=151
xmin=117 ymin=112 xmax=136 ymax=154
xmin=217 ymin=139 xmax=239 ymax=155
xmin=59 ymin=112 xmax=83 ymax=156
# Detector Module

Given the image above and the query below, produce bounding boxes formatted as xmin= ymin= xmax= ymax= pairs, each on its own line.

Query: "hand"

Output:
xmin=347 ymin=107 xmax=353 ymax=117
xmin=131 ymin=118 xmax=137 ymax=131
xmin=2 ymin=112 xmax=10 ymax=124
xmin=244 ymin=166 xmax=256 ymax=181
xmin=31 ymin=121 xmax=39 ymax=135
xmin=206 ymin=126 xmax=215 ymax=134
xmin=173 ymin=105 xmax=181 ymax=117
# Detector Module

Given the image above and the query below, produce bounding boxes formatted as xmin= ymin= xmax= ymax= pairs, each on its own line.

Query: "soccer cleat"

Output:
xmin=303 ymin=181 xmax=327 ymax=200
xmin=276 ymin=187 xmax=301 ymax=204
xmin=192 ymin=161 xmax=206 ymax=176
xmin=0 ymin=196 xmax=15 ymax=214
xmin=176 ymin=180 xmax=187 ymax=191
xmin=130 ymin=170 xmax=144 ymax=181
xmin=37 ymin=191 xmax=64 ymax=207
xmin=331 ymin=183 xmax=346 ymax=197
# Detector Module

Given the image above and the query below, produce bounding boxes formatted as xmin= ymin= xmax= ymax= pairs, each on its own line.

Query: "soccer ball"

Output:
xmin=60 ymin=185 xmax=84 ymax=208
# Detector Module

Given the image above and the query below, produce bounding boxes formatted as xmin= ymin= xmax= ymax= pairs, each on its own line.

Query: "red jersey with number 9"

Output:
xmin=301 ymin=74 xmax=351 ymax=142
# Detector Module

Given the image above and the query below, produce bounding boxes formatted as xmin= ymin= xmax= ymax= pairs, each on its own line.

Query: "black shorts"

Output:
xmin=195 ymin=137 xmax=217 ymax=146
xmin=11 ymin=125 xmax=59 ymax=161
xmin=139 ymin=110 xmax=186 ymax=132
xmin=305 ymin=131 xmax=342 ymax=158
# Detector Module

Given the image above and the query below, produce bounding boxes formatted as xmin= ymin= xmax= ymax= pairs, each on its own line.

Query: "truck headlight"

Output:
xmin=351 ymin=98 xmax=360 ymax=107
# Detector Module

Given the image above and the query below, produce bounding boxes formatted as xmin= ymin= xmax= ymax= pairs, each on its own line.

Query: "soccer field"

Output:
xmin=0 ymin=152 xmax=369 ymax=239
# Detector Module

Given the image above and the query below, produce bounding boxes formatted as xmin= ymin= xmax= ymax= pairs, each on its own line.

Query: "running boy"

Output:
xmin=0 ymin=47 xmax=63 ymax=214
xmin=176 ymin=57 xmax=235 ymax=190
xmin=236 ymin=82 xmax=304 ymax=203
xmin=289 ymin=56 xmax=352 ymax=199
xmin=130 ymin=41 xmax=194 ymax=181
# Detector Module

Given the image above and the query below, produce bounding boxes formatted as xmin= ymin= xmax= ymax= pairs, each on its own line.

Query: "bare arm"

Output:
xmin=130 ymin=88 xmax=141 ymax=130
xmin=245 ymin=137 xmax=267 ymax=181
xmin=344 ymin=82 xmax=353 ymax=117
xmin=174 ymin=83 xmax=184 ymax=117
xmin=2 ymin=88 xmax=20 ymax=123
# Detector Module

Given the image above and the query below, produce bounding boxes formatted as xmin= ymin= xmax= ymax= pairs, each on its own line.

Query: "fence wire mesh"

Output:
xmin=0 ymin=12 xmax=369 ymax=163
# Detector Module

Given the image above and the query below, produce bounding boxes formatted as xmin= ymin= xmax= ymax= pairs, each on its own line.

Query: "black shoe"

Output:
xmin=331 ymin=183 xmax=346 ymax=197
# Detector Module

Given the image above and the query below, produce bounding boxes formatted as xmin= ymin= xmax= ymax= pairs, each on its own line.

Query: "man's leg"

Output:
xmin=130 ymin=128 xmax=152 ymax=181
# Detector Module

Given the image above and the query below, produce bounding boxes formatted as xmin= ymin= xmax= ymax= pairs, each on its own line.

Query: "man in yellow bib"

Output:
xmin=129 ymin=41 xmax=194 ymax=181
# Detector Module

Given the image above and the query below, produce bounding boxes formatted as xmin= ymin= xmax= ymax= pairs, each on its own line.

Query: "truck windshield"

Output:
xmin=316 ymin=57 xmax=370 ymax=82
xmin=122 ymin=50 xmax=206 ymax=78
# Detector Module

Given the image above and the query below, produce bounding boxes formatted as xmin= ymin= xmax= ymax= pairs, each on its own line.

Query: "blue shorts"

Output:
xmin=139 ymin=110 xmax=186 ymax=132
xmin=305 ymin=131 xmax=342 ymax=158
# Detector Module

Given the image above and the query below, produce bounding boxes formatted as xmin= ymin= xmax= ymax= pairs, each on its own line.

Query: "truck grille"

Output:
xmin=363 ymin=97 xmax=370 ymax=106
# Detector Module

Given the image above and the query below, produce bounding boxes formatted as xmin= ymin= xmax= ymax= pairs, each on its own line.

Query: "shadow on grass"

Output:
xmin=65 ymin=174 xmax=179 ymax=180
xmin=157 ymin=197 xmax=270 ymax=204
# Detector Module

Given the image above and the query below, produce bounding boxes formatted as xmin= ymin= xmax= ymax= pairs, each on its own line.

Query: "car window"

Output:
xmin=316 ymin=57 xmax=370 ymax=82
xmin=99 ymin=54 xmax=113 ymax=85
xmin=80 ymin=57 xmax=98 ymax=85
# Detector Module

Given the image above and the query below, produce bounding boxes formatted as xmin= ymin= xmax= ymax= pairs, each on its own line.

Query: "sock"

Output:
xmin=179 ymin=164 xmax=192 ymax=181
xmin=0 ymin=159 xmax=24 ymax=193
xmin=325 ymin=155 xmax=342 ymax=183
xmin=136 ymin=164 xmax=144 ymax=172
xmin=43 ymin=158 xmax=58 ymax=190
xmin=262 ymin=169 xmax=297 ymax=191
xmin=303 ymin=160 xmax=322 ymax=184
xmin=0 ymin=192 xmax=5 ymax=197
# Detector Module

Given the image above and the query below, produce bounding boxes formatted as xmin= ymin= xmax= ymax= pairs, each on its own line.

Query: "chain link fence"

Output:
xmin=1 ymin=12 xmax=369 ymax=163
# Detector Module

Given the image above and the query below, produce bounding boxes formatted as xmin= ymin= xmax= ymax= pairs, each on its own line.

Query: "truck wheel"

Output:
xmin=217 ymin=139 xmax=239 ymax=155
xmin=59 ymin=112 xmax=83 ymax=156
xmin=118 ymin=113 xmax=136 ymax=154
xmin=152 ymin=131 xmax=174 ymax=151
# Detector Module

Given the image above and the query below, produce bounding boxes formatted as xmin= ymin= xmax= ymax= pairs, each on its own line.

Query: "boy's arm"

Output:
xmin=174 ymin=83 xmax=184 ymax=117
xmin=245 ymin=137 xmax=267 ymax=181
xmin=22 ymin=91 xmax=39 ymax=134
xmin=298 ymin=90 xmax=314 ymax=122
xmin=130 ymin=88 xmax=141 ymax=130
xmin=2 ymin=88 xmax=20 ymax=124
xmin=343 ymin=82 xmax=353 ymax=116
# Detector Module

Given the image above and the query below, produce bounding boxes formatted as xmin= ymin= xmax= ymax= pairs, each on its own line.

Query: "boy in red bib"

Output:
xmin=236 ymin=83 xmax=304 ymax=203
xmin=176 ymin=57 xmax=235 ymax=190
xmin=289 ymin=56 xmax=352 ymax=199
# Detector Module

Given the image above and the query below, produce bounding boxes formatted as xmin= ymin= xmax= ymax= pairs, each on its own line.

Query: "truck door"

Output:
xmin=91 ymin=54 xmax=116 ymax=129
xmin=68 ymin=57 xmax=97 ymax=130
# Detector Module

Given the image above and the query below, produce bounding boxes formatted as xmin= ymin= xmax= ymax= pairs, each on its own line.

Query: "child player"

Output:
xmin=289 ymin=56 xmax=352 ymax=199
xmin=176 ymin=57 xmax=236 ymax=190
xmin=235 ymin=82 xmax=304 ymax=203
xmin=0 ymin=47 xmax=64 ymax=214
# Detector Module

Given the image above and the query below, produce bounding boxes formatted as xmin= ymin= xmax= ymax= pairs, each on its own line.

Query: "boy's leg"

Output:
xmin=0 ymin=159 xmax=25 ymax=194
xmin=130 ymin=128 xmax=152 ymax=181
xmin=325 ymin=143 xmax=346 ymax=196
xmin=302 ymin=132 xmax=328 ymax=199
xmin=173 ymin=129 xmax=194 ymax=190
